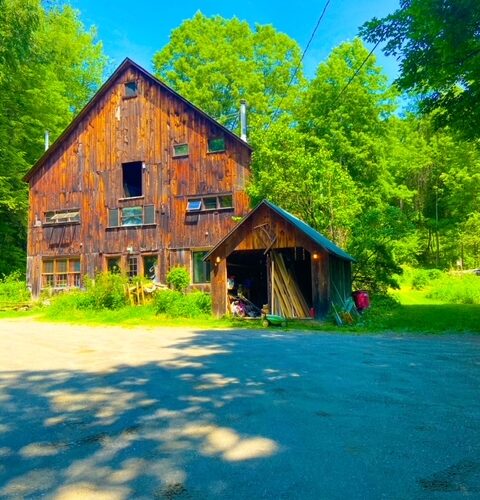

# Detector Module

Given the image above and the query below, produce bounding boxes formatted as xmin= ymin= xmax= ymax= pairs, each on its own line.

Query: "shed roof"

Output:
xmin=23 ymin=58 xmax=252 ymax=182
xmin=205 ymin=199 xmax=355 ymax=262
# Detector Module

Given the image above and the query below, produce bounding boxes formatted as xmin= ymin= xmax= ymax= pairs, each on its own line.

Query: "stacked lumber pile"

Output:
xmin=271 ymin=252 xmax=309 ymax=318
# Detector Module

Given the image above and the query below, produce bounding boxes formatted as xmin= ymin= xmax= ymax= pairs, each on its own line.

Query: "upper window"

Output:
xmin=173 ymin=143 xmax=189 ymax=157
xmin=124 ymin=81 xmax=138 ymax=98
xmin=122 ymin=161 xmax=143 ymax=198
xmin=45 ymin=209 xmax=80 ymax=224
xmin=208 ymin=137 xmax=225 ymax=153
xmin=186 ymin=195 xmax=233 ymax=212
xmin=108 ymin=205 xmax=155 ymax=227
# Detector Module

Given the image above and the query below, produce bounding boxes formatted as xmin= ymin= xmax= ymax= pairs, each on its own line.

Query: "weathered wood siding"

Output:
xmin=208 ymin=204 xmax=336 ymax=318
xmin=27 ymin=64 xmax=251 ymax=294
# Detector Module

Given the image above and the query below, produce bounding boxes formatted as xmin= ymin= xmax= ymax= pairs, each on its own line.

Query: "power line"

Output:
xmin=330 ymin=39 xmax=382 ymax=107
xmin=264 ymin=0 xmax=332 ymax=131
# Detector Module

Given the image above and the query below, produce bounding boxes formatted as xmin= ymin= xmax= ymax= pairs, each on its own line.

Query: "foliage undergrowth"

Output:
xmin=0 ymin=272 xmax=30 ymax=304
xmin=166 ymin=267 xmax=190 ymax=293
xmin=153 ymin=289 xmax=212 ymax=318
xmin=426 ymin=274 xmax=480 ymax=304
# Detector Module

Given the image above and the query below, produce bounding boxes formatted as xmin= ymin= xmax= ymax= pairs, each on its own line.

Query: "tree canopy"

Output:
xmin=361 ymin=0 xmax=480 ymax=138
xmin=0 ymin=0 xmax=106 ymax=276
xmin=153 ymin=12 xmax=304 ymax=134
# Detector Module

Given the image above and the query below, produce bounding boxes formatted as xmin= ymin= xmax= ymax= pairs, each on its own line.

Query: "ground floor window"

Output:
xmin=192 ymin=251 xmax=211 ymax=283
xmin=107 ymin=256 xmax=121 ymax=274
xmin=143 ymin=255 xmax=158 ymax=281
xmin=42 ymin=258 xmax=81 ymax=288
xmin=128 ymin=256 xmax=138 ymax=278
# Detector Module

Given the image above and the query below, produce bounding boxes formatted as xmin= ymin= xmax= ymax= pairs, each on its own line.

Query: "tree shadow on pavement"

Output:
xmin=0 ymin=329 xmax=304 ymax=499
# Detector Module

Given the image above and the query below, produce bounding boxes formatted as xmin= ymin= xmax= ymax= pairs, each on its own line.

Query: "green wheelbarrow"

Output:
xmin=262 ymin=314 xmax=287 ymax=328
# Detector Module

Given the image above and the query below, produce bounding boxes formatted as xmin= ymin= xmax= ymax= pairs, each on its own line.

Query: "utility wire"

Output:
xmin=330 ymin=39 xmax=382 ymax=107
xmin=264 ymin=0 xmax=331 ymax=131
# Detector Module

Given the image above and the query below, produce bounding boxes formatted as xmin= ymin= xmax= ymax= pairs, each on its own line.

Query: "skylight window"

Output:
xmin=187 ymin=199 xmax=202 ymax=211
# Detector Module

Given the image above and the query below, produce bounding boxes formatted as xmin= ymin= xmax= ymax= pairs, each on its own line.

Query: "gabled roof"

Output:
xmin=205 ymin=199 xmax=355 ymax=262
xmin=23 ymin=58 xmax=252 ymax=182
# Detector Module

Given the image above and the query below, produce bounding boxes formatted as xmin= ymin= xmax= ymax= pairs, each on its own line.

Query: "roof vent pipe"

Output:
xmin=240 ymin=100 xmax=247 ymax=143
xmin=44 ymin=130 xmax=49 ymax=151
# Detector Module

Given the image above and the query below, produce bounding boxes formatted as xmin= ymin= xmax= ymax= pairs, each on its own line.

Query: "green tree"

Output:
xmin=361 ymin=0 xmax=480 ymax=138
xmin=299 ymin=38 xmax=397 ymax=188
xmin=0 ymin=0 xmax=106 ymax=276
xmin=249 ymin=121 xmax=360 ymax=248
xmin=153 ymin=12 xmax=304 ymax=135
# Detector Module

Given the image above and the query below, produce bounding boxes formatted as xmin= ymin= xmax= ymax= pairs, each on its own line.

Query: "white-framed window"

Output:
xmin=186 ymin=195 xmax=233 ymax=212
xmin=173 ymin=143 xmax=189 ymax=157
xmin=108 ymin=205 xmax=155 ymax=227
xmin=44 ymin=209 xmax=80 ymax=224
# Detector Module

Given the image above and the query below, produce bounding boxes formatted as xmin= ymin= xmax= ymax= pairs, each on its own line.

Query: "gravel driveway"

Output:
xmin=0 ymin=318 xmax=479 ymax=499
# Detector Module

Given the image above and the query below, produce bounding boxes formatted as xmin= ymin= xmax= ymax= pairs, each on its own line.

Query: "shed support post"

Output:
xmin=311 ymin=251 xmax=330 ymax=318
xmin=211 ymin=258 xmax=227 ymax=317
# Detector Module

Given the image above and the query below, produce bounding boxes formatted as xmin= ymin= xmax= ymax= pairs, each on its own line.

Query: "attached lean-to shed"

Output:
xmin=205 ymin=200 xmax=355 ymax=319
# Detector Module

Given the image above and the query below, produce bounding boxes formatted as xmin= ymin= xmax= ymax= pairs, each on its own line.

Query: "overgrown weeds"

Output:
xmin=426 ymin=273 xmax=480 ymax=304
xmin=153 ymin=289 xmax=212 ymax=318
xmin=0 ymin=272 xmax=30 ymax=304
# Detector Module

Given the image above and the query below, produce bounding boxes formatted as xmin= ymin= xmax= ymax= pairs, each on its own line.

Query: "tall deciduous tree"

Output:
xmin=0 ymin=0 xmax=106 ymax=276
xmin=249 ymin=120 xmax=361 ymax=248
xmin=153 ymin=12 xmax=304 ymax=135
xmin=361 ymin=0 xmax=480 ymax=139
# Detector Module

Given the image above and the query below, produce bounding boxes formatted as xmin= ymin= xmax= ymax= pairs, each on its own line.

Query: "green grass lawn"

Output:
xmin=1 ymin=287 xmax=478 ymax=334
xmin=355 ymin=288 xmax=480 ymax=333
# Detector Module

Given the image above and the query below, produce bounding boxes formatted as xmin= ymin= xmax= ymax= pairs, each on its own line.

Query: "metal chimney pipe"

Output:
xmin=240 ymin=100 xmax=247 ymax=142
xmin=44 ymin=130 xmax=50 ymax=151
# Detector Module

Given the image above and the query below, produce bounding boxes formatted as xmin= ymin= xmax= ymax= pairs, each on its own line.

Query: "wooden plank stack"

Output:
xmin=271 ymin=252 xmax=310 ymax=318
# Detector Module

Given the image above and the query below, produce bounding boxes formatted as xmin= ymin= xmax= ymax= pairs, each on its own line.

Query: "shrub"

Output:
xmin=427 ymin=274 xmax=480 ymax=304
xmin=153 ymin=289 xmax=211 ymax=318
xmin=411 ymin=268 xmax=443 ymax=290
xmin=83 ymin=272 xmax=128 ymax=310
xmin=0 ymin=272 xmax=30 ymax=303
xmin=166 ymin=266 xmax=190 ymax=292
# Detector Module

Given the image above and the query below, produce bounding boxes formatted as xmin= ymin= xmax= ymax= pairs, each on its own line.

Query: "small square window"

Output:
xmin=187 ymin=199 xmax=202 ymax=211
xmin=208 ymin=137 xmax=225 ymax=153
xmin=219 ymin=195 xmax=233 ymax=208
xmin=43 ymin=261 xmax=54 ymax=274
xmin=124 ymin=81 xmax=138 ymax=98
xmin=203 ymin=197 xmax=217 ymax=210
xmin=56 ymin=260 xmax=67 ymax=273
xmin=173 ymin=144 xmax=189 ymax=157
xmin=122 ymin=206 xmax=143 ymax=226
xmin=107 ymin=257 xmax=121 ymax=274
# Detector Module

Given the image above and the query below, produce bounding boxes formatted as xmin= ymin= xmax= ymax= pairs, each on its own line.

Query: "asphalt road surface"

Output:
xmin=0 ymin=319 xmax=479 ymax=499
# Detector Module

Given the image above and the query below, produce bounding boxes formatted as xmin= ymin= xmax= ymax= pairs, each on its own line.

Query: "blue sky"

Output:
xmin=69 ymin=0 xmax=400 ymax=80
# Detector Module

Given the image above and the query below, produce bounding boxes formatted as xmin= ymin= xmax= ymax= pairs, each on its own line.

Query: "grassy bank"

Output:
xmin=0 ymin=269 xmax=479 ymax=333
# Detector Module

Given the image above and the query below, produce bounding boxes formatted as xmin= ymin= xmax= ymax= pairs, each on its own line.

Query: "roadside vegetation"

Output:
xmin=0 ymin=268 xmax=478 ymax=334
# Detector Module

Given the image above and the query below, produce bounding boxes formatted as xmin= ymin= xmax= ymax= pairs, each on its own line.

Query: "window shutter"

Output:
xmin=144 ymin=205 xmax=155 ymax=224
xmin=108 ymin=208 xmax=119 ymax=227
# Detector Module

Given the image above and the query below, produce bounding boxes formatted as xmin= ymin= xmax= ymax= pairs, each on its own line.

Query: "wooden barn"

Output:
xmin=205 ymin=200 xmax=355 ymax=319
xmin=24 ymin=58 xmax=252 ymax=296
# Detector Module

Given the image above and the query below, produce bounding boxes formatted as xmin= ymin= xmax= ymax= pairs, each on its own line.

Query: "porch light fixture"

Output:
xmin=313 ymin=252 xmax=319 ymax=260
xmin=215 ymin=256 xmax=221 ymax=263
